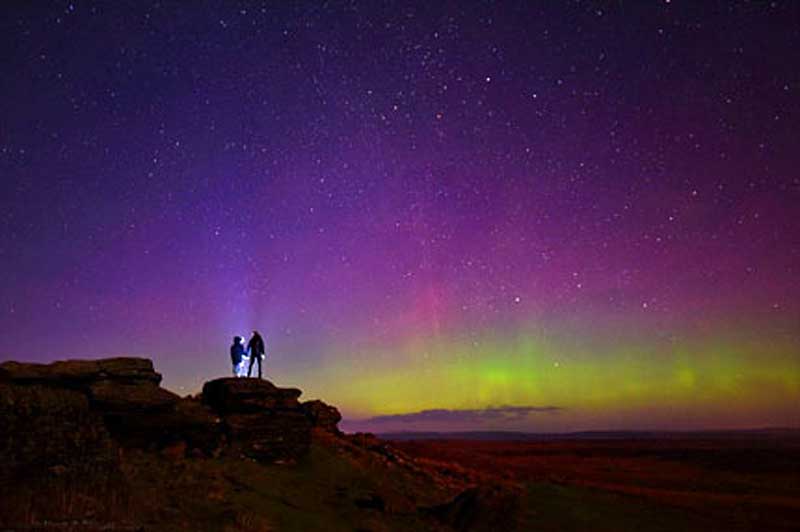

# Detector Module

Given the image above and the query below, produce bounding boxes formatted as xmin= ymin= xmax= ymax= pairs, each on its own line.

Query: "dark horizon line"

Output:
xmin=370 ymin=426 xmax=800 ymax=441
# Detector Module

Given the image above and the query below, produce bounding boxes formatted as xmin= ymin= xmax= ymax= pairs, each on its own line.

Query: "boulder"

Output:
xmin=202 ymin=378 xmax=313 ymax=462
xmin=302 ymin=399 xmax=342 ymax=433
xmin=202 ymin=377 xmax=302 ymax=413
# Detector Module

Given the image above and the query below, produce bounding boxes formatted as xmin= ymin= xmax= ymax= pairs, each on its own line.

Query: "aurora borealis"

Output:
xmin=1 ymin=2 xmax=798 ymax=432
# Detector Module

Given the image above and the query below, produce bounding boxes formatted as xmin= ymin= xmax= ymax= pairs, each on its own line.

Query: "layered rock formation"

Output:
xmin=203 ymin=377 xmax=312 ymax=461
xmin=0 ymin=357 xmax=341 ymax=472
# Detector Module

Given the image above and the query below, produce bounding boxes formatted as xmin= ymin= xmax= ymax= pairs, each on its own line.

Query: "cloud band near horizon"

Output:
xmin=364 ymin=405 xmax=563 ymax=425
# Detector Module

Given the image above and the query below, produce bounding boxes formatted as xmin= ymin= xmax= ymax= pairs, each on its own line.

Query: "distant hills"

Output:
xmin=380 ymin=428 xmax=800 ymax=441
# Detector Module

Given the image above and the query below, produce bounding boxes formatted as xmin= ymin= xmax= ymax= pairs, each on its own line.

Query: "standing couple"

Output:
xmin=230 ymin=330 xmax=266 ymax=378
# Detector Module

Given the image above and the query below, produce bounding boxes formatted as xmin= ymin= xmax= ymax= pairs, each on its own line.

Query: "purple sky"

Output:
xmin=1 ymin=2 xmax=798 ymax=432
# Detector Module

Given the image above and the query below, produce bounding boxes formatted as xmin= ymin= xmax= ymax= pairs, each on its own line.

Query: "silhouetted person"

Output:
xmin=230 ymin=336 xmax=246 ymax=377
xmin=247 ymin=330 xmax=266 ymax=378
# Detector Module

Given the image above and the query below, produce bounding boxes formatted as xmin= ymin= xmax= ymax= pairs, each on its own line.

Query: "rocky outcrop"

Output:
xmin=202 ymin=377 xmax=302 ymax=413
xmin=0 ymin=358 xmax=343 ymax=474
xmin=202 ymin=378 xmax=312 ymax=462
xmin=302 ymin=399 xmax=342 ymax=434
xmin=0 ymin=357 xmax=349 ymax=530
xmin=1 ymin=357 xmax=520 ymax=531
xmin=0 ymin=357 xmax=221 ymax=454
xmin=0 ymin=357 xmax=176 ymax=472
xmin=199 ymin=378 xmax=343 ymax=462
xmin=0 ymin=357 xmax=178 ymax=419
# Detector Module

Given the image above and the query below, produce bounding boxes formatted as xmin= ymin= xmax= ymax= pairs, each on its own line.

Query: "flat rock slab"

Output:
xmin=0 ymin=357 xmax=161 ymax=385
xmin=202 ymin=377 xmax=303 ymax=414
xmin=89 ymin=380 xmax=179 ymax=412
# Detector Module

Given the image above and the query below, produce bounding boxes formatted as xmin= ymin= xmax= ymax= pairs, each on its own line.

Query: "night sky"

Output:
xmin=1 ymin=1 xmax=798 ymax=433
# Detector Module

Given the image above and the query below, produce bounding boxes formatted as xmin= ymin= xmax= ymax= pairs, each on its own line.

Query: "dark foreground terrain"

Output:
xmin=393 ymin=431 xmax=800 ymax=531
xmin=0 ymin=357 xmax=513 ymax=531
xmin=1 ymin=357 xmax=798 ymax=531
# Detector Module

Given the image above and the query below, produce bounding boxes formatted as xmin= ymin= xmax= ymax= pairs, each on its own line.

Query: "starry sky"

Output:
xmin=1 ymin=1 xmax=798 ymax=433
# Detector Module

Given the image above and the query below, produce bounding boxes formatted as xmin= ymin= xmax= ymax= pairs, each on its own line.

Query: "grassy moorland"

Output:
xmin=3 ymin=428 xmax=798 ymax=530
xmin=2 ymin=441 xmax=455 ymax=531
xmin=394 ymin=433 xmax=800 ymax=531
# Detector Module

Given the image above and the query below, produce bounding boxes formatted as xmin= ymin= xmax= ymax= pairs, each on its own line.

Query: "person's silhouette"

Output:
xmin=230 ymin=336 xmax=246 ymax=377
xmin=247 ymin=330 xmax=266 ymax=378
